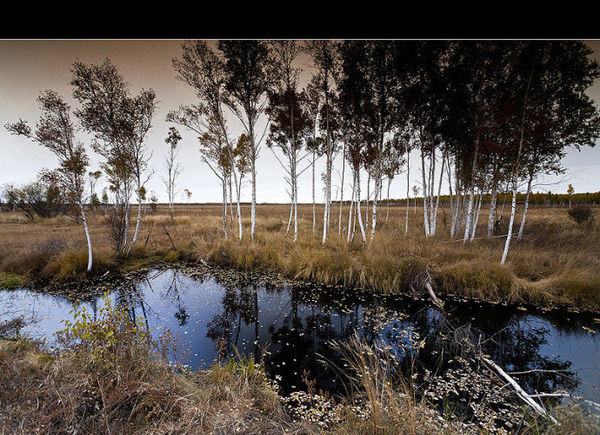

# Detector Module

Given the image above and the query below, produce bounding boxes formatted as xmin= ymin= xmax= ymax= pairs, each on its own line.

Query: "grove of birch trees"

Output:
xmin=171 ymin=40 xmax=600 ymax=264
xmin=5 ymin=40 xmax=600 ymax=274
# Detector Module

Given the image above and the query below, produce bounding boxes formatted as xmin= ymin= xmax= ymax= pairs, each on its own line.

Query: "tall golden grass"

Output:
xmin=1 ymin=203 xmax=599 ymax=309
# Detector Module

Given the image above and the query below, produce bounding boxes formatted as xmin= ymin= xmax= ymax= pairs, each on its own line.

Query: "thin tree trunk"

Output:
xmin=347 ymin=170 xmax=356 ymax=242
xmin=250 ymin=124 xmax=257 ymax=242
xmin=428 ymin=146 xmax=435 ymax=231
xmin=286 ymin=194 xmax=293 ymax=233
xmin=312 ymin=150 xmax=316 ymax=234
xmin=501 ymin=185 xmax=519 ymax=265
xmin=322 ymin=154 xmax=332 ymax=244
xmin=501 ymin=63 xmax=533 ymax=265
xmin=420 ymin=147 xmax=430 ymax=237
xmin=131 ymin=200 xmax=142 ymax=247
xmin=355 ymin=170 xmax=367 ymax=243
xmin=447 ymin=157 xmax=454 ymax=236
xmin=470 ymin=189 xmax=483 ymax=240
xmin=405 ymin=142 xmax=410 ymax=236
xmin=463 ymin=134 xmax=480 ymax=243
xmin=432 ymin=151 xmax=446 ymax=236
xmin=365 ymin=172 xmax=370 ymax=230
xmin=229 ymin=174 xmax=234 ymax=222
xmin=80 ymin=202 xmax=93 ymax=273
xmin=386 ymin=177 xmax=391 ymax=225
xmin=293 ymin=157 xmax=298 ymax=242
xmin=251 ymin=161 xmax=256 ymax=241
xmin=338 ymin=144 xmax=346 ymax=235
xmin=487 ymin=180 xmax=498 ymax=238
xmin=222 ymin=174 xmax=228 ymax=239
xmin=370 ymin=176 xmax=379 ymax=242
xmin=236 ymin=177 xmax=243 ymax=240
xmin=123 ymin=201 xmax=130 ymax=254
xmin=517 ymin=172 xmax=534 ymax=241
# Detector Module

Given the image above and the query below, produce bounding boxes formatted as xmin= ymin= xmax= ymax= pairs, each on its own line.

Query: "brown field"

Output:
xmin=1 ymin=202 xmax=599 ymax=310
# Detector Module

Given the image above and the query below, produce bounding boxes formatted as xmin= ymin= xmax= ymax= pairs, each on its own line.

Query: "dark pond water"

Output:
xmin=1 ymin=268 xmax=599 ymax=403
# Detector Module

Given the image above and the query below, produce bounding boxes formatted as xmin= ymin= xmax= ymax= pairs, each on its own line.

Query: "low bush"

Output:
xmin=567 ymin=205 xmax=594 ymax=225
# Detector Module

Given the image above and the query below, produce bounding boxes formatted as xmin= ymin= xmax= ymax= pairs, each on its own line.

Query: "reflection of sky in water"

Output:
xmin=1 ymin=268 xmax=598 ymax=401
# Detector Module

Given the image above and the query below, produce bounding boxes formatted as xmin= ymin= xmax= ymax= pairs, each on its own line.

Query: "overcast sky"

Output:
xmin=1 ymin=40 xmax=599 ymax=204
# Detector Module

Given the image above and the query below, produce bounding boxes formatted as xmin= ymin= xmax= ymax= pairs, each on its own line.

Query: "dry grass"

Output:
xmin=1 ymin=203 xmax=599 ymax=309
xmin=325 ymin=336 xmax=462 ymax=435
xmin=0 ymin=299 xmax=308 ymax=435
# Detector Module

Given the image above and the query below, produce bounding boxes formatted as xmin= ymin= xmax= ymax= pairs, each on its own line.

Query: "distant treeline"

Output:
xmin=383 ymin=192 xmax=600 ymax=207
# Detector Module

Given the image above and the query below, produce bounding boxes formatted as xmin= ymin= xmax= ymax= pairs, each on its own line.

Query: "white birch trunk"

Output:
xmin=338 ymin=144 xmax=345 ymax=235
xmin=222 ymin=173 xmax=228 ymax=239
xmin=431 ymin=152 xmax=446 ymax=236
xmin=123 ymin=201 xmax=130 ymax=254
xmin=405 ymin=142 xmax=410 ymax=236
xmin=131 ymin=200 xmax=142 ymax=247
xmin=501 ymin=184 xmax=519 ymax=264
xmin=286 ymin=195 xmax=293 ymax=234
xmin=251 ymin=160 xmax=256 ymax=241
xmin=463 ymin=136 xmax=479 ymax=243
xmin=365 ymin=172 xmax=370 ymax=231
xmin=80 ymin=202 xmax=93 ymax=272
xmin=347 ymin=171 xmax=356 ymax=242
xmin=517 ymin=173 xmax=533 ymax=241
xmin=386 ymin=177 xmax=391 ymax=225
xmin=236 ymin=176 xmax=243 ymax=240
xmin=470 ymin=190 xmax=483 ymax=240
xmin=370 ymin=176 xmax=379 ymax=242
xmin=355 ymin=171 xmax=367 ymax=243
xmin=487 ymin=181 xmax=498 ymax=238
xmin=420 ymin=148 xmax=430 ymax=237
xmin=312 ymin=150 xmax=316 ymax=234
xmin=293 ymin=158 xmax=298 ymax=242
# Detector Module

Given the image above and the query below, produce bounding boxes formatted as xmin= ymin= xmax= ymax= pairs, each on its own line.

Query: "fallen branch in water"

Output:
xmin=481 ymin=356 xmax=558 ymax=424
xmin=433 ymin=291 xmax=559 ymax=425
xmin=508 ymin=369 xmax=572 ymax=377
xmin=424 ymin=270 xmax=443 ymax=309
xmin=529 ymin=392 xmax=600 ymax=410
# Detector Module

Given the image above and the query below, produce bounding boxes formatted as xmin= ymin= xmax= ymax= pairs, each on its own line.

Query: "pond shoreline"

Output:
xmin=12 ymin=258 xmax=600 ymax=317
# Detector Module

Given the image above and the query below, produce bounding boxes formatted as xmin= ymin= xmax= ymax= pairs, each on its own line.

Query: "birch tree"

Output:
xmin=71 ymin=59 xmax=156 ymax=257
xmin=265 ymin=41 xmax=312 ymax=242
xmin=6 ymin=91 xmax=94 ymax=272
xmin=303 ymin=78 xmax=324 ymax=235
xmin=338 ymin=40 xmax=371 ymax=243
xmin=167 ymin=105 xmax=230 ymax=238
xmin=163 ymin=127 xmax=183 ymax=220
xmin=501 ymin=41 xmax=600 ymax=263
xmin=172 ymin=40 xmax=241 ymax=239
xmin=394 ymin=41 xmax=448 ymax=238
xmin=306 ymin=40 xmax=339 ymax=244
xmin=218 ymin=41 xmax=271 ymax=241
xmin=363 ymin=41 xmax=399 ymax=241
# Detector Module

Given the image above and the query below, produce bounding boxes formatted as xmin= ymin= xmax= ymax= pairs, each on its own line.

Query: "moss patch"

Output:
xmin=0 ymin=272 xmax=26 ymax=289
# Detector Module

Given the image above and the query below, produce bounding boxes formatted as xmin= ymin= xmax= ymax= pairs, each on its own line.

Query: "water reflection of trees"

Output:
xmin=206 ymin=278 xmax=259 ymax=358
xmin=408 ymin=306 xmax=579 ymax=395
xmin=204 ymin=281 xmax=582 ymax=397
xmin=110 ymin=270 xmax=589 ymax=399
